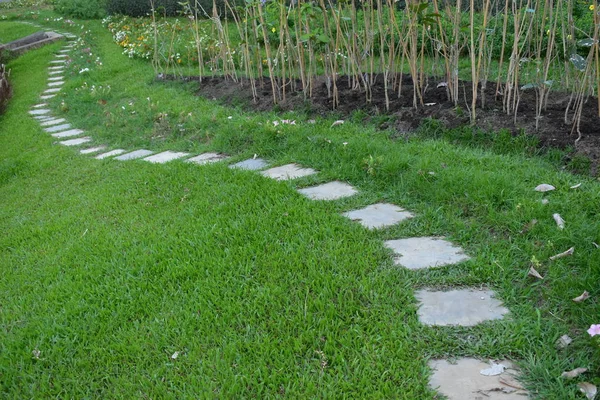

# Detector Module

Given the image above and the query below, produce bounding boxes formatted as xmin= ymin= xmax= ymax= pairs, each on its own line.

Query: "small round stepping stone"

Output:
xmin=297 ymin=181 xmax=358 ymax=200
xmin=47 ymin=81 xmax=64 ymax=87
xmin=415 ymin=289 xmax=509 ymax=326
xmin=429 ymin=358 xmax=527 ymax=399
xmin=40 ymin=118 xmax=66 ymax=127
xmin=43 ymin=88 xmax=61 ymax=94
xmin=261 ymin=163 xmax=317 ymax=181
xmin=32 ymin=103 xmax=48 ymax=108
xmin=51 ymin=129 xmax=84 ymax=138
xmin=229 ymin=158 xmax=268 ymax=170
xmin=48 ymin=76 xmax=64 ymax=81
xmin=143 ymin=151 xmax=189 ymax=164
xmin=96 ymin=149 xmax=126 ymax=159
xmin=29 ymin=109 xmax=51 ymax=115
xmin=44 ymin=123 xmax=72 ymax=133
xmin=80 ymin=146 xmax=107 ymax=154
xmin=114 ymin=149 xmax=154 ymax=161
xmin=186 ymin=152 xmax=229 ymax=165
xmin=40 ymin=95 xmax=55 ymax=100
xmin=384 ymin=237 xmax=470 ymax=270
xmin=60 ymin=137 xmax=91 ymax=146
xmin=343 ymin=203 xmax=414 ymax=229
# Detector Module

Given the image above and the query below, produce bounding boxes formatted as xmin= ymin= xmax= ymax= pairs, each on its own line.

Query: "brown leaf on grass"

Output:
xmin=561 ymin=367 xmax=588 ymax=379
xmin=573 ymin=291 xmax=590 ymax=302
xmin=578 ymin=382 xmax=597 ymax=400
xmin=528 ymin=266 xmax=544 ymax=279
xmin=520 ymin=219 xmax=538 ymax=234
xmin=557 ymin=334 xmax=573 ymax=348
xmin=549 ymin=247 xmax=575 ymax=260
xmin=553 ymin=213 xmax=565 ymax=230
xmin=330 ymin=120 xmax=344 ymax=127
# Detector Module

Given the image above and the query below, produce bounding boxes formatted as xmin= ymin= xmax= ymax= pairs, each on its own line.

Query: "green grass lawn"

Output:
xmin=1 ymin=16 xmax=600 ymax=398
xmin=0 ymin=21 xmax=40 ymax=43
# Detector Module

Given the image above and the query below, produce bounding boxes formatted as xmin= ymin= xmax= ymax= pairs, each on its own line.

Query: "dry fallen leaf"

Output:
xmin=573 ymin=291 xmax=590 ymax=303
xmin=330 ymin=120 xmax=344 ymax=127
xmin=529 ymin=266 xmax=544 ymax=279
xmin=571 ymin=183 xmax=582 ymax=189
xmin=480 ymin=362 xmax=506 ymax=376
xmin=549 ymin=247 xmax=575 ymax=260
xmin=553 ymin=213 xmax=565 ymax=230
xmin=578 ymin=382 xmax=597 ymax=400
xmin=557 ymin=334 xmax=573 ymax=348
xmin=171 ymin=351 xmax=180 ymax=360
xmin=561 ymin=367 xmax=588 ymax=379
xmin=535 ymin=183 xmax=556 ymax=192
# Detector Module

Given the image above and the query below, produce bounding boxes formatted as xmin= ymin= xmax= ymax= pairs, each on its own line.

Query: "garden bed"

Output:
xmin=183 ymin=73 xmax=600 ymax=174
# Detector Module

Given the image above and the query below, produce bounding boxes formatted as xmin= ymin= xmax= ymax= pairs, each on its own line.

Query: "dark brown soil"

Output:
xmin=171 ymin=73 xmax=600 ymax=174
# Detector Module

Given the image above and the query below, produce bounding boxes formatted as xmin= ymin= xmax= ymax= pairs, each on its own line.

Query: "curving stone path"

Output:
xmin=28 ymin=38 xmax=525 ymax=399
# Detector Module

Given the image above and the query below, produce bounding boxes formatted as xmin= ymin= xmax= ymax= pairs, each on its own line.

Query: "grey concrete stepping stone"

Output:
xmin=49 ymin=71 xmax=63 ymax=76
xmin=40 ymin=95 xmax=55 ymax=100
xmin=60 ymin=137 xmax=91 ymax=146
xmin=384 ymin=237 xmax=470 ymax=270
xmin=32 ymin=103 xmax=47 ymax=108
xmin=298 ymin=181 xmax=358 ymax=200
xmin=34 ymin=116 xmax=53 ymax=121
xmin=261 ymin=163 xmax=317 ymax=181
xmin=48 ymin=76 xmax=64 ymax=81
xmin=114 ymin=149 xmax=154 ymax=161
xmin=186 ymin=152 xmax=229 ymax=165
xmin=58 ymin=49 xmax=71 ymax=53
xmin=80 ymin=146 xmax=106 ymax=154
xmin=429 ymin=358 xmax=527 ymax=399
xmin=29 ymin=108 xmax=51 ymax=115
xmin=44 ymin=123 xmax=72 ymax=133
xmin=43 ymin=88 xmax=61 ymax=94
xmin=143 ymin=151 xmax=189 ymax=164
xmin=48 ymin=66 xmax=64 ymax=71
xmin=49 ymin=60 xmax=66 ymax=64
xmin=47 ymin=81 xmax=64 ymax=87
xmin=343 ymin=203 xmax=414 ymax=229
xmin=415 ymin=289 xmax=509 ymax=326
xmin=55 ymin=54 xmax=68 ymax=58
xmin=96 ymin=149 xmax=126 ymax=159
xmin=51 ymin=129 xmax=84 ymax=138
xmin=40 ymin=118 xmax=66 ymax=126
xmin=229 ymin=158 xmax=268 ymax=170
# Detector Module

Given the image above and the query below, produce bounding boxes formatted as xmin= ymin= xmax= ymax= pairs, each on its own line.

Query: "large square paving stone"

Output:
xmin=229 ymin=158 xmax=268 ymax=171
xmin=415 ymin=289 xmax=509 ymax=326
xmin=343 ymin=203 xmax=414 ymax=229
xmin=429 ymin=358 xmax=527 ymax=399
xmin=384 ymin=236 xmax=470 ymax=270
xmin=143 ymin=151 xmax=189 ymax=163
xmin=186 ymin=152 xmax=229 ymax=165
xmin=298 ymin=181 xmax=357 ymax=200
xmin=261 ymin=163 xmax=317 ymax=181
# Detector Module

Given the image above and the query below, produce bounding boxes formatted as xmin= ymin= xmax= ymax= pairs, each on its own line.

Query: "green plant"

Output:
xmin=55 ymin=0 xmax=106 ymax=19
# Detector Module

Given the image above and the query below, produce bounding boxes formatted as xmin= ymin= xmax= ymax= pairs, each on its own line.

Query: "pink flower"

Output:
xmin=587 ymin=324 xmax=600 ymax=337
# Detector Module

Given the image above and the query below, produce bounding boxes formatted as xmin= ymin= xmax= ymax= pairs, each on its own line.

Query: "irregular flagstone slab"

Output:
xmin=32 ymin=103 xmax=48 ymax=108
xmin=343 ymin=203 xmax=414 ymax=229
xmin=298 ymin=181 xmax=358 ymax=201
xmin=29 ymin=108 xmax=51 ymax=115
xmin=59 ymin=137 xmax=91 ymax=146
xmin=44 ymin=123 xmax=72 ymax=133
xmin=415 ymin=289 xmax=509 ymax=326
xmin=40 ymin=118 xmax=66 ymax=126
xmin=186 ymin=152 xmax=229 ymax=165
xmin=384 ymin=237 xmax=470 ymax=270
xmin=229 ymin=158 xmax=268 ymax=171
xmin=80 ymin=145 xmax=107 ymax=154
xmin=143 ymin=151 xmax=189 ymax=164
xmin=114 ymin=149 xmax=154 ymax=161
xmin=51 ymin=129 xmax=84 ymax=138
xmin=96 ymin=149 xmax=126 ymax=159
xmin=429 ymin=358 xmax=527 ymax=399
xmin=43 ymin=88 xmax=61 ymax=94
xmin=48 ymin=76 xmax=64 ymax=81
xmin=40 ymin=95 xmax=55 ymax=100
xmin=261 ymin=163 xmax=317 ymax=181
xmin=47 ymin=81 xmax=64 ymax=87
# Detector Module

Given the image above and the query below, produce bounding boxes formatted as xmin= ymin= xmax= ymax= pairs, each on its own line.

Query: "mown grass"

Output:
xmin=1 ymin=16 xmax=600 ymax=398
xmin=0 ymin=21 xmax=40 ymax=43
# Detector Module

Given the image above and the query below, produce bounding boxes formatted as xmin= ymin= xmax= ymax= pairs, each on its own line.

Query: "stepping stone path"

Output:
xmin=343 ymin=203 xmax=414 ymax=229
xmin=27 ymin=38 xmax=526 ymax=398
xmin=261 ymin=163 xmax=317 ymax=180
xmin=297 ymin=181 xmax=357 ymax=200
xmin=384 ymin=236 xmax=470 ymax=270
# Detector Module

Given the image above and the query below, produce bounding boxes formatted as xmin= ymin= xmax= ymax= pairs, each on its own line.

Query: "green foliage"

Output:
xmin=0 ymin=0 xmax=54 ymax=10
xmin=55 ymin=0 xmax=107 ymax=19
xmin=105 ymin=0 xmax=182 ymax=17
xmin=0 ymin=64 xmax=11 ymax=115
